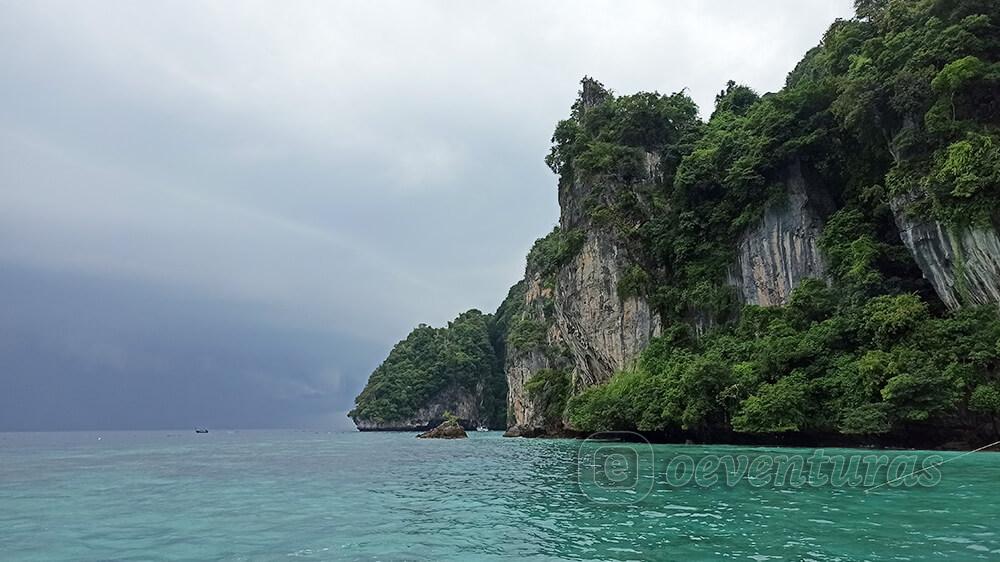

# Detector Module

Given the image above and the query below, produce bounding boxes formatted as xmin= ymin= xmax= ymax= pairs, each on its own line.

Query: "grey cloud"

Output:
xmin=0 ymin=0 xmax=853 ymax=429
xmin=0 ymin=264 xmax=380 ymax=430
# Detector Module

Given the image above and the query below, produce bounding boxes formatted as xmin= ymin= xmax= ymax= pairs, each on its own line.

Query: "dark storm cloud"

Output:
xmin=0 ymin=264 xmax=383 ymax=430
xmin=0 ymin=0 xmax=853 ymax=429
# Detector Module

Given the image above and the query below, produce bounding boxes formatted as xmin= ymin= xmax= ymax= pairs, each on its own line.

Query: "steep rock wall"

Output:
xmin=555 ymin=230 xmax=661 ymax=388
xmin=505 ymin=160 xmax=837 ymax=435
xmin=729 ymin=161 xmax=830 ymax=306
xmin=505 ymin=145 xmax=663 ymax=434
xmin=553 ymin=144 xmax=663 ymax=388
xmin=892 ymin=194 xmax=1000 ymax=309
xmin=504 ymin=275 xmax=569 ymax=435
xmin=505 ymin=231 xmax=660 ymax=435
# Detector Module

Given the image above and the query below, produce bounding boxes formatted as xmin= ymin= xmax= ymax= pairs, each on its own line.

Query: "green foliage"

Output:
xmin=489 ymin=281 xmax=526 ymax=364
xmin=940 ymin=134 xmax=999 ymax=198
xmin=617 ymin=265 xmax=651 ymax=299
xmin=573 ymin=142 xmax=646 ymax=183
xmin=732 ymin=374 xmax=810 ymax=433
xmin=525 ymin=369 xmax=572 ymax=427
xmin=854 ymin=0 xmax=889 ymax=23
xmin=970 ymin=383 xmax=1000 ymax=415
xmin=507 ymin=318 xmax=548 ymax=351
xmin=525 ymin=227 xmax=586 ymax=278
xmin=829 ymin=0 xmax=1000 ymax=226
xmin=546 ymin=84 xmax=702 ymax=185
xmin=818 ymin=209 xmax=885 ymax=294
xmin=838 ymin=403 xmax=892 ymax=434
xmin=712 ymin=80 xmax=760 ymax=118
xmin=362 ymin=0 xmax=1000 ymax=441
xmin=861 ymin=294 xmax=929 ymax=345
xmin=349 ymin=309 xmax=507 ymax=426
xmin=568 ymin=366 xmax=665 ymax=432
xmin=568 ymin=276 xmax=1000 ymax=436
xmin=931 ymin=55 xmax=991 ymax=95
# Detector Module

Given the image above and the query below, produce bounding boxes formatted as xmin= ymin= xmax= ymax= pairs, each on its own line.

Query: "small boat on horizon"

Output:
xmin=476 ymin=425 xmax=489 ymax=432
xmin=195 ymin=428 xmax=209 ymax=434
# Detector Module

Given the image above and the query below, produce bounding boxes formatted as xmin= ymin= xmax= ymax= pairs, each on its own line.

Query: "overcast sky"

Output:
xmin=0 ymin=0 xmax=854 ymax=430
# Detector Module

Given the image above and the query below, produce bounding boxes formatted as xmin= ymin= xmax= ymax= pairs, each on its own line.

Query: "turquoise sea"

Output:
xmin=2 ymin=430 xmax=999 ymax=561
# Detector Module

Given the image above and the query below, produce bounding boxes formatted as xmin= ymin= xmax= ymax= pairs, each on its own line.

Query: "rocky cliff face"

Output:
xmin=357 ymin=58 xmax=1000 ymax=442
xmin=505 ymin=149 xmax=663 ymax=434
xmin=555 ymin=231 xmax=661 ymax=388
xmin=504 ymin=159 xmax=839 ymax=435
xmin=504 ymin=274 xmax=569 ymax=435
xmin=892 ymin=193 xmax=1000 ymax=309
xmin=551 ymin=130 xmax=664 ymax=388
xmin=504 ymin=229 xmax=661 ymax=435
xmin=502 ymin=164 xmax=1000 ymax=437
xmin=728 ymin=161 xmax=830 ymax=307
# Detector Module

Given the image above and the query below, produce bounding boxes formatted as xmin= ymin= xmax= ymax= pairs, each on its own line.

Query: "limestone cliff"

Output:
xmin=545 ymin=89 xmax=665 ymax=391
xmin=892 ymin=193 xmax=1000 ymax=309
xmin=504 ymin=146 xmax=663 ymax=432
xmin=728 ymin=161 xmax=831 ymax=307
xmin=355 ymin=0 xmax=1000 ymax=444
xmin=503 ymin=273 xmax=572 ymax=436
xmin=504 ymin=160 xmax=831 ymax=435
xmin=554 ymin=231 xmax=661 ymax=388
xmin=503 ymin=226 xmax=661 ymax=435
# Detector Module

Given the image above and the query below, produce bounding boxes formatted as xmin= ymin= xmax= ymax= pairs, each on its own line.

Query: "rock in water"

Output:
xmin=502 ymin=425 xmax=545 ymax=438
xmin=416 ymin=419 xmax=467 ymax=439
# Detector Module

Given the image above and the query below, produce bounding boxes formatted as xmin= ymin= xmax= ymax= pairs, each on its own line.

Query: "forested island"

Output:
xmin=351 ymin=0 xmax=1000 ymax=448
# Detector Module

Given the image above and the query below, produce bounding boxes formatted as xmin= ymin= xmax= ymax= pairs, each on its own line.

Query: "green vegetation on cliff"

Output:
xmin=556 ymin=0 xmax=1000 ymax=440
xmin=569 ymin=282 xmax=1000 ymax=437
xmin=349 ymin=309 xmax=507 ymax=426
xmin=525 ymin=227 xmax=586 ymax=278
xmin=525 ymin=368 xmax=572 ymax=429
xmin=545 ymin=0 xmax=999 ymax=321
xmin=352 ymin=0 xmax=1000 ymax=442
